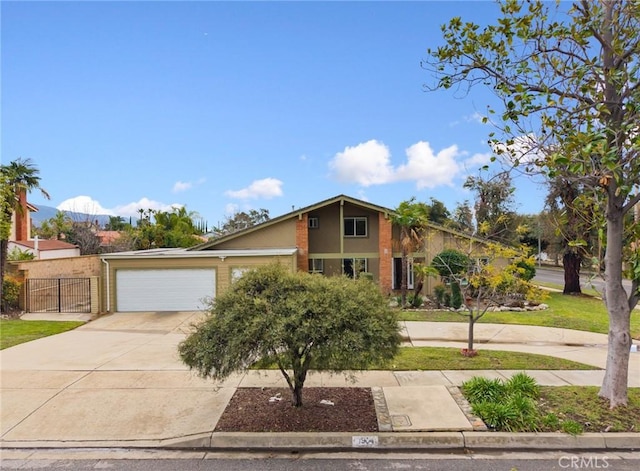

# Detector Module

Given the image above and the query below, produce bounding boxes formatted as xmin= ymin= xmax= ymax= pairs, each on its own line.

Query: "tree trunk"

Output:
xmin=291 ymin=366 xmax=308 ymax=407
xmin=599 ymin=199 xmax=631 ymax=408
xmin=292 ymin=383 xmax=303 ymax=408
xmin=468 ymin=314 xmax=475 ymax=351
xmin=562 ymin=251 xmax=582 ymax=294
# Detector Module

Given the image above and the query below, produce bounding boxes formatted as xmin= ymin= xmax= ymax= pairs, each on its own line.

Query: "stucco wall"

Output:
xmin=211 ymin=219 xmax=297 ymax=249
xmin=8 ymin=256 xmax=102 ymax=314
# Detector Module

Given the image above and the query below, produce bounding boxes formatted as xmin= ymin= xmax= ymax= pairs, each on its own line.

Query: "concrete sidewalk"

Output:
xmin=1 ymin=312 xmax=639 ymax=453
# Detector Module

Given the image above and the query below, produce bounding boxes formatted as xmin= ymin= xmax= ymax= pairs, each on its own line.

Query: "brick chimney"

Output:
xmin=14 ymin=189 xmax=29 ymax=241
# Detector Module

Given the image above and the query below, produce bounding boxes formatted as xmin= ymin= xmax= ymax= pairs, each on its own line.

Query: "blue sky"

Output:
xmin=2 ymin=0 xmax=547 ymax=229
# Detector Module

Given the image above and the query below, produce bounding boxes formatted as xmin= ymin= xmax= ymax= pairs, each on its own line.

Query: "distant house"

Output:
xmin=101 ymin=195 xmax=490 ymax=313
xmin=7 ymin=189 xmax=80 ymax=260
xmin=96 ymin=231 xmax=121 ymax=246
xmin=9 ymin=239 xmax=81 ymax=260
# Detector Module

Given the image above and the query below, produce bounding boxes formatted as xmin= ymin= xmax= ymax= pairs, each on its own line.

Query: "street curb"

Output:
xmin=2 ymin=432 xmax=638 ymax=452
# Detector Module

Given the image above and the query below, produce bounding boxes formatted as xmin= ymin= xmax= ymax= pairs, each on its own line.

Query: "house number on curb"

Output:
xmin=352 ymin=436 xmax=379 ymax=447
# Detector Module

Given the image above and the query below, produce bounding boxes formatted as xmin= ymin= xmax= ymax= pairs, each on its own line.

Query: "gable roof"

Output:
xmin=191 ymin=194 xmax=395 ymax=251
xmin=192 ymin=194 xmax=494 ymax=252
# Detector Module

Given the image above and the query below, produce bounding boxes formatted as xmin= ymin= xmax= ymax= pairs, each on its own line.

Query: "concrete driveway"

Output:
xmin=2 ymin=312 xmax=639 ymax=449
xmin=1 ymin=311 xmax=240 ymax=445
xmin=2 ymin=311 xmax=207 ymax=371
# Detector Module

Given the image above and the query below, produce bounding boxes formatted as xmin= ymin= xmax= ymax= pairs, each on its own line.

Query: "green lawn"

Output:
xmin=0 ymin=320 xmax=85 ymax=350
xmin=376 ymin=347 xmax=596 ymax=370
xmin=537 ymin=386 xmax=640 ymax=433
xmin=398 ymin=291 xmax=640 ymax=339
xmin=253 ymin=346 xmax=597 ymax=371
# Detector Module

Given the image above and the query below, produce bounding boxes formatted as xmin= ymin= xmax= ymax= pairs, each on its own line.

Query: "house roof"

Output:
xmin=12 ymin=239 xmax=78 ymax=251
xmin=100 ymin=247 xmax=298 ymax=260
xmin=96 ymin=231 xmax=122 ymax=245
xmin=192 ymin=193 xmax=490 ymax=251
xmin=192 ymin=194 xmax=396 ymax=251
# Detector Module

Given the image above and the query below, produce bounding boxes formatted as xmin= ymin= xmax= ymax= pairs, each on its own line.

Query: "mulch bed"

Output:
xmin=214 ymin=387 xmax=378 ymax=433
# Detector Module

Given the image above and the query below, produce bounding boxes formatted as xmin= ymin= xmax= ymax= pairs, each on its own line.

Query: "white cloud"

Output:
xmin=451 ymin=112 xmax=486 ymax=127
xmin=56 ymin=195 xmax=186 ymax=219
xmin=356 ymin=190 xmax=369 ymax=202
xmin=492 ymin=133 xmax=541 ymax=166
xmin=172 ymin=181 xmax=192 ymax=193
xmin=463 ymin=152 xmax=492 ymax=168
xmin=225 ymin=178 xmax=283 ymax=200
xmin=395 ymin=142 xmax=461 ymax=189
xmin=466 ymin=112 xmax=486 ymax=124
xmin=329 ymin=140 xmax=465 ymax=189
xmin=172 ymin=177 xmax=206 ymax=193
xmin=328 ymin=140 xmax=394 ymax=186
xmin=224 ymin=203 xmax=239 ymax=215
xmin=112 ymin=198 xmax=183 ymax=217
xmin=57 ymin=196 xmax=115 ymax=216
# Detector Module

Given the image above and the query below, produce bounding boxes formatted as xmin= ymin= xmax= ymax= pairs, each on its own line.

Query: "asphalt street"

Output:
xmin=534 ymin=266 xmax=633 ymax=294
xmin=2 ymin=450 xmax=640 ymax=471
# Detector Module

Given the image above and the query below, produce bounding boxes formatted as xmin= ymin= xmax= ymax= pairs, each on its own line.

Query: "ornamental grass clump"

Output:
xmin=462 ymin=373 xmax=541 ymax=432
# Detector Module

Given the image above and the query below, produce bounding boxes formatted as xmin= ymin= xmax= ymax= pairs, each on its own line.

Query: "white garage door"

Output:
xmin=116 ymin=269 xmax=216 ymax=312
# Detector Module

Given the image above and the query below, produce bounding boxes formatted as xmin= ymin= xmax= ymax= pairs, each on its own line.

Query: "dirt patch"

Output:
xmin=214 ymin=387 xmax=378 ymax=433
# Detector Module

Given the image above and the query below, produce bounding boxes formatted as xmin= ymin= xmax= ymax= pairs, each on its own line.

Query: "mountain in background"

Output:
xmin=30 ymin=204 xmax=129 ymax=227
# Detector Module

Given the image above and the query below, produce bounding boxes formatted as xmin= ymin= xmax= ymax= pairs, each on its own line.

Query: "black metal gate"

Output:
xmin=25 ymin=278 xmax=92 ymax=313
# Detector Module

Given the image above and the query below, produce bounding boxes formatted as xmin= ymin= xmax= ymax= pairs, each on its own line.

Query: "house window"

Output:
xmin=308 ymin=217 xmax=319 ymax=229
xmin=343 ymin=258 xmax=367 ymax=278
xmin=308 ymin=258 xmax=324 ymax=273
xmin=344 ymin=217 xmax=367 ymax=237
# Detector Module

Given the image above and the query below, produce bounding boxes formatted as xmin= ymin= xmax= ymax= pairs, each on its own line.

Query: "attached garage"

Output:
xmin=116 ymin=268 xmax=215 ymax=312
xmin=100 ymin=247 xmax=298 ymax=313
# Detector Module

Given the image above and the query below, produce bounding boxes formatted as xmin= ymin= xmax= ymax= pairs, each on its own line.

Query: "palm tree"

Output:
xmin=391 ymin=198 xmax=429 ymax=307
xmin=136 ymin=208 xmax=145 ymax=227
xmin=0 ymin=158 xmax=50 ymax=312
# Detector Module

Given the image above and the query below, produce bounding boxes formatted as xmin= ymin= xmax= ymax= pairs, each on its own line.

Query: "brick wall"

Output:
xmin=9 ymin=255 xmax=102 ymax=281
xmin=295 ymin=214 xmax=308 ymax=273
xmin=378 ymin=213 xmax=393 ymax=294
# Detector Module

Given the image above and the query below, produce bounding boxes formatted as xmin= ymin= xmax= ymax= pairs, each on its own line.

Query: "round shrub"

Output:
xmin=431 ymin=249 xmax=471 ymax=277
xmin=2 ymin=276 xmax=22 ymax=311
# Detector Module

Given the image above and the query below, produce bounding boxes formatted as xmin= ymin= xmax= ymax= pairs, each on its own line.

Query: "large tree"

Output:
xmin=463 ymin=173 xmax=518 ymax=244
xmin=424 ymin=0 xmax=640 ymax=407
xmin=133 ymin=207 xmax=204 ymax=249
xmin=36 ymin=210 xmax=73 ymax=240
xmin=0 ymin=158 xmax=49 ymax=311
xmin=212 ymin=209 xmax=270 ymax=237
xmin=66 ymin=223 xmax=102 ymax=255
xmin=425 ymin=197 xmax=451 ymax=226
xmin=545 ymin=175 xmax=599 ymax=294
xmin=448 ymin=200 xmax=475 ymax=234
xmin=179 ymin=264 xmax=401 ymax=407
